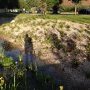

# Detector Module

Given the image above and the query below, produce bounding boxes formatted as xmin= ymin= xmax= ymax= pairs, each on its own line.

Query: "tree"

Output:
xmin=26 ymin=0 xmax=39 ymax=8
xmin=52 ymin=3 xmax=59 ymax=14
xmin=8 ymin=0 xmax=19 ymax=9
xmin=18 ymin=0 xmax=28 ymax=10
xmin=39 ymin=0 xmax=47 ymax=14
xmin=72 ymin=0 xmax=81 ymax=15
xmin=0 ymin=0 xmax=19 ymax=9
xmin=46 ymin=0 xmax=58 ymax=10
xmin=52 ymin=0 xmax=63 ymax=14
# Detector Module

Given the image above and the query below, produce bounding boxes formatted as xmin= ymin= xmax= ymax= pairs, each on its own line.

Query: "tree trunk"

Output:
xmin=75 ymin=4 xmax=77 ymax=15
xmin=13 ymin=72 xmax=16 ymax=90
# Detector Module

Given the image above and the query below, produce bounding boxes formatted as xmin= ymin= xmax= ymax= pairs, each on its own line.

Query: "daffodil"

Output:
xmin=59 ymin=85 xmax=64 ymax=90
xmin=0 ymin=77 xmax=4 ymax=87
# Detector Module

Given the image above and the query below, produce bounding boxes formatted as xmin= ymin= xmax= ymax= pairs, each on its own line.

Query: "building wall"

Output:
xmin=81 ymin=0 xmax=90 ymax=6
xmin=61 ymin=0 xmax=90 ymax=6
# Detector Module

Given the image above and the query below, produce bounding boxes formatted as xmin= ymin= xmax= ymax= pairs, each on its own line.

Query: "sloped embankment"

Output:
xmin=0 ymin=16 xmax=90 ymax=89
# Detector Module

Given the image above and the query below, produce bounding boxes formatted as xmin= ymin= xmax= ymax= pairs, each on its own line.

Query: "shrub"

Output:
xmin=71 ymin=59 xmax=80 ymax=68
xmin=65 ymin=25 xmax=70 ymax=29
xmin=86 ymin=43 xmax=90 ymax=61
xmin=31 ymin=7 xmax=37 ymax=14
xmin=50 ymin=33 xmax=63 ymax=50
xmin=60 ymin=5 xmax=75 ymax=12
xmin=85 ymin=71 xmax=90 ymax=79
xmin=59 ymin=30 xmax=66 ymax=37
xmin=1 ymin=57 xmax=13 ymax=67
xmin=82 ymin=62 xmax=90 ymax=79
xmin=60 ymin=5 xmax=90 ymax=12
xmin=2 ymin=41 xmax=14 ymax=51
xmin=66 ymin=39 xmax=76 ymax=52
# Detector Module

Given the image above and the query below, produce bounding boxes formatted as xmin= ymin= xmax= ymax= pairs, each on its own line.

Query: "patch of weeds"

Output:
xmin=0 ymin=31 xmax=5 ymax=35
xmin=59 ymin=24 xmax=63 ymax=28
xmin=36 ymin=71 xmax=56 ymax=90
xmin=45 ymin=34 xmax=52 ymax=44
xmin=54 ymin=42 xmax=65 ymax=50
xmin=71 ymin=59 xmax=80 ymax=68
xmin=1 ymin=56 xmax=13 ymax=67
xmin=86 ymin=42 xmax=90 ymax=61
xmin=41 ymin=22 xmax=48 ymax=26
xmin=85 ymin=71 xmax=90 ymax=79
xmin=32 ymin=35 xmax=38 ymax=40
xmin=52 ymin=24 xmax=56 ymax=28
xmin=85 ymin=29 xmax=90 ymax=35
xmin=2 ymin=41 xmax=15 ymax=51
xmin=59 ymin=30 xmax=66 ymax=37
xmin=76 ymin=33 xmax=82 ymax=41
xmin=50 ymin=33 xmax=66 ymax=50
xmin=65 ymin=25 xmax=70 ymax=29
xmin=78 ymin=29 xmax=84 ymax=33
xmin=51 ymin=20 xmax=57 ymax=24
xmin=73 ymin=49 xmax=82 ymax=56
xmin=86 ymin=43 xmax=90 ymax=52
xmin=38 ymin=50 xmax=42 ymax=58
xmin=86 ymin=25 xmax=90 ymax=29
xmin=46 ymin=33 xmax=62 ymax=50
xmin=66 ymin=39 xmax=76 ymax=52
xmin=1 ymin=23 xmax=10 ymax=29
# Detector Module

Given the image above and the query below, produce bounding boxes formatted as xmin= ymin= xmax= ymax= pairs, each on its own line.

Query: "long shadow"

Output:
xmin=0 ymin=34 xmax=90 ymax=90
xmin=38 ymin=62 xmax=90 ymax=90
xmin=44 ymin=32 xmax=90 ymax=90
xmin=0 ymin=34 xmax=68 ymax=90
xmin=1 ymin=49 xmax=90 ymax=90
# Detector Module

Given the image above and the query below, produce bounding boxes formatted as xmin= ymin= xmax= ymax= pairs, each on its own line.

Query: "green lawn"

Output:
xmin=46 ymin=15 xmax=90 ymax=24
xmin=16 ymin=14 xmax=90 ymax=24
xmin=1 ymin=13 xmax=90 ymax=24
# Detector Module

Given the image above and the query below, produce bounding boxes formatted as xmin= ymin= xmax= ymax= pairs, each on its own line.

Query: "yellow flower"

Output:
xmin=59 ymin=85 xmax=64 ymax=90
xmin=0 ymin=77 xmax=4 ymax=86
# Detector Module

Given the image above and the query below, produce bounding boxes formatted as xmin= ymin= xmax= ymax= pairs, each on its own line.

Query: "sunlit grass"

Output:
xmin=15 ymin=14 xmax=90 ymax=24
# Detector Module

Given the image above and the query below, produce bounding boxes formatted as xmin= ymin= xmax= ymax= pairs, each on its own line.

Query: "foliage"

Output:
xmin=26 ymin=0 xmax=39 ymax=8
xmin=72 ymin=0 xmax=81 ymax=15
xmin=52 ymin=3 xmax=60 ymax=14
xmin=50 ymin=33 xmax=64 ymax=50
xmin=72 ymin=0 xmax=81 ymax=4
xmin=86 ymin=43 xmax=90 ymax=53
xmin=0 ymin=0 xmax=19 ymax=9
xmin=60 ymin=5 xmax=75 ymax=12
xmin=85 ymin=71 xmax=90 ymax=79
xmin=46 ymin=0 xmax=59 ymax=10
xmin=0 ymin=77 xmax=4 ymax=90
xmin=60 ymin=5 xmax=90 ymax=12
xmin=18 ymin=0 xmax=28 ymax=10
xmin=0 ymin=54 xmax=13 ymax=67
xmin=2 ymin=41 xmax=14 ymax=51
xmin=66 ymin=39 xmax=76 ymax=52
xmin=86 ymin=42 xmax=90 ymax=61
xmin=0 ymin=53 xmax=57 ymax=90
xmin=71 ymin=59 xmax=80 ymax=68
xmin=52 ymin=0 xmax=63 ymax=14
xmin=37 ymin=0 xmax=47 ymax=14
xmin=0 ymin=0 xmax=63 ymax=13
